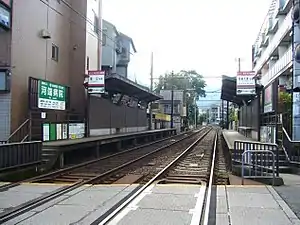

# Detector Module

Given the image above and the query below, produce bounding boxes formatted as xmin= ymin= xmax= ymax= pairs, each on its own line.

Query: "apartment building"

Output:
xmin=0 ymin=0 xmax=102 ymax=141
xmin=101 ymin=19 xmax=137 ymax=78
xmin=251 ymin=0 xmax=295 ymax=139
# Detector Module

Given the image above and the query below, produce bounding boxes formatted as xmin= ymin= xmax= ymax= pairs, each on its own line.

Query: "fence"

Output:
xmin=241 ymin=150 xmax=276 ymax=185
xmin=233 ymin=140 xmax=279 ymax=177
xmin=0 ymin=141 xmax=42 ymax=172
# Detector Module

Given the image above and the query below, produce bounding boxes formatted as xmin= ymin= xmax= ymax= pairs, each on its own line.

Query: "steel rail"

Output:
xmin=0 ymin=129 xmax=206 ymax=223
xmin=0 ymin=129 xmax=197 ymax=192
xmin=202 ymin=132 xmax=218 ymax=225
xmin=97 ymin=128 xmax=214 ymax=225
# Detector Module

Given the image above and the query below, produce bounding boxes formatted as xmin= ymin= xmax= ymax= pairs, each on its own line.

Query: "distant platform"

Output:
xmin=222 ymin=129 xmax=254 ymax=150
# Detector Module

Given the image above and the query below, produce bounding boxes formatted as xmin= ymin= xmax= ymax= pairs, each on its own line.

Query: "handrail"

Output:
xmin=282 ymin=127 xmax=300 ymax=143
xmin=7 ymin=119 xmax=30 ymax=141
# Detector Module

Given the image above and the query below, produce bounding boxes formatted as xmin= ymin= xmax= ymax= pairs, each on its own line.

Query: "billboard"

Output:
xmin=236 ymin=71 xmax=256 ymax=95
xmin=264 ymin=84 xmax=273 ymax=113
xmin=0 ymin=3 xmax=10 ymax=29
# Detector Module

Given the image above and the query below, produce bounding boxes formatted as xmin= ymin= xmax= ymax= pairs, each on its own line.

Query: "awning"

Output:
xmin=221 ymin=75 xmax=262 ymax=106
xmin=105 ymin=74 xmax=162 ymax=102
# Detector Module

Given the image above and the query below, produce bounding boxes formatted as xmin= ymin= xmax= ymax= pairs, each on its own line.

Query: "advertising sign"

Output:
xmin=88 ymin=70 xmax=105 ymax=94
xmin=264 ymin=84 xmax=273 ymax=113
xmin=38 ymin=80 xmax=66 ymax=110
xmin=0 ymin=3 xmax=10 ymax=29
xmin=236 ymin=71 xmax=256 ymax=95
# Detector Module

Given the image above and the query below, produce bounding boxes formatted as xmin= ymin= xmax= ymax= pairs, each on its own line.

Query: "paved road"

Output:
xmin=274 ymin=174 xmax=300 ymax=219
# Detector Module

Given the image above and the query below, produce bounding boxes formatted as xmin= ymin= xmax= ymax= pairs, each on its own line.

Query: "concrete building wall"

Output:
xmin=0 ymin=0 xmax=103 ymax=140
xmin=101 ymin=20 xmax=117 ymax=71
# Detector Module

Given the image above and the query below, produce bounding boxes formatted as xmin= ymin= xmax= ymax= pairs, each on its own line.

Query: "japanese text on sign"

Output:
xmin=236 ymin=71 xmax=256 ymax=95
xmin=88 ymin=70 xmax=105 ymax=94
xmin=38 ymin=80 xmax=66 ymax=110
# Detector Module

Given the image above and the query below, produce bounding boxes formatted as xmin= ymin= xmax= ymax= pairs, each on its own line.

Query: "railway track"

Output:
xmin=0 ymin=129 xmax=195 ymax=192
xmin=0 ymin=127 xmax=229 ymax=224
xmin=97 ymin=127 xmax=222 ymax=225
xmin=0 ymin=128 xmax=208 ymax=223
xmin=33 ymin=129 xmax=206 ymax=184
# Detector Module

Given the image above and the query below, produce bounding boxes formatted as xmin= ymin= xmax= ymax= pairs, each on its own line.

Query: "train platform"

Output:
xmin=1 ymin=182 xmax=299 ymax=224
xmin=42 ymin=128 xmax=176 ymax=169
xmin=0 ymin=183 xmax=141 ymax=225
xmin=43 ymin=128 xmax=176 ymax=148
xmin=222 ymin=129 xmax=254 ymax=150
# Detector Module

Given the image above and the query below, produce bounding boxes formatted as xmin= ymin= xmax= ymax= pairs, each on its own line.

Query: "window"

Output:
xmin=102 ymin=32 xmax=106 ymax=46
xmin=94 ymin=14 xmax=99 ymax=34
xmin=86 ymin=56 xmax=90 ymax=70
xmin=51 ymin=44 xmax=59 ymax=62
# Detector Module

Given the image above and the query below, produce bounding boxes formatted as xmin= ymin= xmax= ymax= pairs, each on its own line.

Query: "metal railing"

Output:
xmin=241 ymin=150 xmax=276 ymax=186
xmin=1 ymin=119 xmax=30 ymax=144
xmin=282 ymin=127 xmax=300 ymax=164
xmin=233 ymin=140 xmax=279 ymax=177
xmin=0 ymin=141 xmax=42 ymax=172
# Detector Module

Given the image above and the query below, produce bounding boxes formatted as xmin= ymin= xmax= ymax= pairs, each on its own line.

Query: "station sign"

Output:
xmin=87 ymin=70 xmax=105 ymax=94
xmin=236 ymin=71 xmax=256 ymax=95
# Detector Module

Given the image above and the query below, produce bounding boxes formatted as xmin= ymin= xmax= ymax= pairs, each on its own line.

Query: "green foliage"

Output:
xmin=229 ymin=108 xmax=237 ymax=122
xmin=279 ymin=92 xmax=291 ymax=103
xmin=154 ymin=70 xmax=206 ymax=105
xmin=198 ymin=112 xmax=208 ymax=124
xmin=154 ymin=70 xmax=206 ymax=126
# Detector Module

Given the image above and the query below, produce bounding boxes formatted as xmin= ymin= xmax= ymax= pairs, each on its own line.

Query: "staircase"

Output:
xmin=1 ymin=119 xmax=30 ymax=144
xmin=277 ymin=123 xmax=299 ymax=173
xmin=40 ymin=145 xmax=60 ymax=171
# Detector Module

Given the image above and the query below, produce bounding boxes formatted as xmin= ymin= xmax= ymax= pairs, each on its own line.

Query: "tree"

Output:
xmin=154 ymin=70 xmax=206 ymax=104
xmin=154 ymin=70 xmax=206 ymax=125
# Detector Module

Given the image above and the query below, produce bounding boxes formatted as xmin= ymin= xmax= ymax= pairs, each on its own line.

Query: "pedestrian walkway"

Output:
xmin=274 ymin=173 xmax=300 ymax=219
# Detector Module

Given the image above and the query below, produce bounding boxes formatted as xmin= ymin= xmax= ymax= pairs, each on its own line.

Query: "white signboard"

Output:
xmin=88 ymin=70 xmax=105 ymax=94
xmin=236 ymin=71 xmax=256 ymax=95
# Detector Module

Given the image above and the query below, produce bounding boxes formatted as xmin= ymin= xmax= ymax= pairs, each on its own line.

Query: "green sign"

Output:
xmin=38 ymin=80 xmax=66 ymax=110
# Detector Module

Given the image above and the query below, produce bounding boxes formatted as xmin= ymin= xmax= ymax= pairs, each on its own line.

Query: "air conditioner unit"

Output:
xmin=40 ymin=29 xmax=51 ymax=39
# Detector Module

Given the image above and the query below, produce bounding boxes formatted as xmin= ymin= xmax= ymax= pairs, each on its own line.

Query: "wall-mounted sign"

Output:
xmin=38 ymin=80 xmax=66 ymax=110
xmin=0 ymin=3 xmax=10 ymax=30
xmin=264 ymin=84 xmax=273 ymax=113
xmin=236 ymin=71 xmax=256 ymax=95
xmin=88 ymin=70 xmax=105 ymax=94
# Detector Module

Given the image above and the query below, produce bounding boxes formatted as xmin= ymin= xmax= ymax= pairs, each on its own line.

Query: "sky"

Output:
xmin=102 ymin=0 xmax=272 ymax=90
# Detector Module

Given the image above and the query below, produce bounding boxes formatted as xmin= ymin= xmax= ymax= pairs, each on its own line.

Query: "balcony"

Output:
xmin=275 ymin=0 xmax=293 ymax=18
xmin=261 ymin=44 xmax=292 ymax=86
xmin=266 ymin=19 xmax=279 ymax=35
xmin=254 ymin=8 xmax=292 ymax=73
xmin=261 ymin=35 xmax=269 ymax=47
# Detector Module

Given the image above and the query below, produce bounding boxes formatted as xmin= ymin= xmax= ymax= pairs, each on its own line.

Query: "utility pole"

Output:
xmin=194 ymin=97 xmax=197 ymax=128
xmin=237 ymin=57 xmax=241 ymax=72
xmin=170 ymin=71 xmax=174 ymax=129
xmin=149 ymin=52 xmax=153 ymax=130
